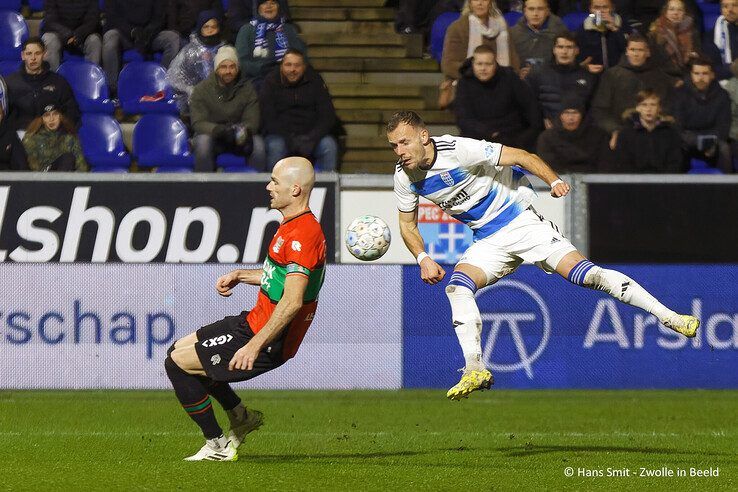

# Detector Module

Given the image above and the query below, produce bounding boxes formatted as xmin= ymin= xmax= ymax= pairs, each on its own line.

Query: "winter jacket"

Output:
xmin=167 ymin=0 xmax=224 ymax=37
xmin=454 ymin=60 xmax=542 ymax=151
xmin=441 ymin=14 xmax=520 ymax=80
xmin=526 ymin=61 xmax=598 ymax=121
xmin=671 ymin=77 xmax=731 ymax=141
xmin=703 ymin=23 xmax=738 ymax=81
xmin=4 ymin=63 xmax=80 ymax=131
xmin=226 ymin=0 xmax=291 ymax=40
xmin=575 ymin=13 xmax=628 ymax=68
xmin=189 ymin=72 xmax=260 ymax=136
xmin=166 ymin=33 xmax=224 ymax=109
xmin=260 ymin=65 xmax=336 ymax=152
xmin=104 ymin=0 xmax=166 ymax=43
xmin=21 ymin=127 xmax=87 ymax=171
xmin=509 ymin=14 xmax=569 ymax=66
xmin=42 ymin=0 xmax=100 ymax=42
xmin=591 ymin=56 xmax=676 ymax=134
xmin=613 ymin=111 xmax=685 ymax=173
xmin=536 ymin=118 xmax=611 ymax=173
xmin=235 ymin=20 xmax=306 ymax=80
xmin=0 ymin=115 xmax=28 ymax=170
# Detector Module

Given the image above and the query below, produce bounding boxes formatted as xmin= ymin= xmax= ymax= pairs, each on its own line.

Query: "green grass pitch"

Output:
xmin=1 ymin=390 xmax=736 ymax=491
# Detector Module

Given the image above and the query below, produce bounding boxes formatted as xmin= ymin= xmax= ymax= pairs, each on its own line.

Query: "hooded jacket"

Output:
xmin=526 ymin=60 xmax=598 ymax=121
xmin=672 ymin=77 xmax=731 ymax=141
xmin=167 ymin=32 xmax=224 ymax=107
xmin=454 ymin=58 xmax=542 ymax=151
xmin=189 ymin=71 xmax=260 ymax=136
xmin=259 ymin=64 xmax=336 ymax=149
xmin=613 ymin=111 xmax=685 ymax=173
xmin=591 ymin=55 xmax=675 ymax=134
xmin=509 ymin=14 xmax=569 ymax=66
xmin=4 ymin=63 xmax=80 ymax=131
xmin=167 ymin=0 xmax=224 ymax=37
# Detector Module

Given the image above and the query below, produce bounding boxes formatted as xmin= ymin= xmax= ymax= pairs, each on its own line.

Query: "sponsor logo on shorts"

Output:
xmin=201 ymin=334 xmax=233 ymax=348
xmin=211 ymin=354 xmax=221 ymax=365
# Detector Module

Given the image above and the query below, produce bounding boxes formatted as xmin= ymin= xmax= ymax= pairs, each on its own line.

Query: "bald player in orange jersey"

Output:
xmin=164 ymin=156 xmax=327 ymax=461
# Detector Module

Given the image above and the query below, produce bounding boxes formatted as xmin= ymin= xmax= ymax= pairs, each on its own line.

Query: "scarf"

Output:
xmin=467 ymin=14 xmax=511 ymax=66
xmin=714 ymin=15 xmax=732 ymax=64
xmin=251 ymin=17 xmax=289 ymax=61
xmin=651 ymin=15 xmax=694 ymax=69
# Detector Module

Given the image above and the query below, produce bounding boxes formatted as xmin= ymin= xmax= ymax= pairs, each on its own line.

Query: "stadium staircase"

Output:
xmin=292 ymin=0 xmax=457 ymax=173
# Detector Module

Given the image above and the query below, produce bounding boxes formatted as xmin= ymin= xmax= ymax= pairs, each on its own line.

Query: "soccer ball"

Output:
xmin=345 ymin=215 xmax=391 ymax=261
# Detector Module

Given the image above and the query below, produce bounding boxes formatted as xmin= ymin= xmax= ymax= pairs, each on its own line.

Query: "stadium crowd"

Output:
xmin=0 ymin=0 xmax=736 ymax=173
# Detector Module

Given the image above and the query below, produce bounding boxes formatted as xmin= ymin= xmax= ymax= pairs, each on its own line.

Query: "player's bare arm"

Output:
xmin=399 ymin=209 xmax=445 ymax=285
xmin=216 ymin=268 xmax=264 ymax=296
xmin=498 ymin=146 xmax=570 ymax=198
xmin=228 ymin=274 xmax=308 ymax=371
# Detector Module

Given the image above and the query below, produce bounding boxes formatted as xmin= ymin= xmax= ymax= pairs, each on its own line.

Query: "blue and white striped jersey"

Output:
xmin=394 ymin=135 xmax=535 ymax=241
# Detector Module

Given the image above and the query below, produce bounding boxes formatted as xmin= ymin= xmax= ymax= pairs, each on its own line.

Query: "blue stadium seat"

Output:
xmin=118 ymin=61 xmax=178 ymax=115
xmin=0 ymin=10 xmax=28 ymax=60
xmin=78 ymin=114 xmax=131 ymax=171
xmin=133 ymin=114 xmax=195 ymax=169
xmin=503 ymin=11 xmax=523 ymax=27
xmin=704 ymin=12 xmax=720 ymax=31
xmin=57 ymin=61 xmax=116 ymax=114
xmin=430 ymin=12 xmax=460 ymax=63
xmin=698 ymin=2 xmax=720 ymax=15
xmin=217 ymin=153 xmax=258 ymax=172
xmin=0 ymin=1 xmax=22 ymax=11
xmin=28 ymin=0 xmax=44 ymax=12
xmin=122 ymin=49 xmax=163 ymax=64
xmin=0 ymin=59 xmax=19 ymax=76
xmin=562 ymin=11 xmax=589 ymax=31
xmin=688 ymin=158 xmax=723 ymax=174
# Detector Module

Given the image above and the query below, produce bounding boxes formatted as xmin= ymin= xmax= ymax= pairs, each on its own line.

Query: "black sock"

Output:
xmin=197 ymin=377 xmax=242 ymax=412
xmin=164 ymin=356 xmax=223 ymax=439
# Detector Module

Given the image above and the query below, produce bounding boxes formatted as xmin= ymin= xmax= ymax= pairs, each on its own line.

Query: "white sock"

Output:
xmin=445 ymin=284 xmax=484 ymax=371
xmin=583 ymin=266 xmax=676 ymax=321
xmin=207 ymin=434 xmax=228 ymax=449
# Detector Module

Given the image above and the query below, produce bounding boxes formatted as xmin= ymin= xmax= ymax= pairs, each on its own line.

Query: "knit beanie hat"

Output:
xmin=214 ymin=46 xmax=239 ymax=69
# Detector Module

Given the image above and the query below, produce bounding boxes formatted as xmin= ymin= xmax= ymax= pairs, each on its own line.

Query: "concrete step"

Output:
xmin=333 ymin=97 xmax=425 ymax=110
xmin=343 ymin=122 xmax=459 ymax=137
xmin=340 ymin=161 xmax=389 ymax=174
xmin=312 ymin=57 xmax=439 ymax=73
xmin=290 ymin=0 xmax=386 ymax=7
xmin=291 ymin=7 xmax=394 ymax=21
xmin=310 ymin=45 xmax=407 ymax=58
xmin=303 ymin=32 xmax=412 ymax=47
xmin=329 ymin=84 xmax=424 ymax=97
xmin=297 ymin=20 xmax=396 ymax=35
xmin=346 ymin=136 xmax=393 ymax=149
xmin=337 ymin=109 xmax=455 ymax=124
xmin=321 ymin=71 xmax=444 ymax=86
xmin=343 ymin=149 xmax=397 ymax=163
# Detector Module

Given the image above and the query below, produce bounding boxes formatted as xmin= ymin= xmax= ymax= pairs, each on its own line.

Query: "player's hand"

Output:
xmin=550 ymin=180 xmax=570 ymax=198
xmin=215 ymin=270 xmax=241 ymax=297
xmin=228 ymin=341 xmax=260 ymax=371
xmin=419 ymin=257 xmax=446 ymax=285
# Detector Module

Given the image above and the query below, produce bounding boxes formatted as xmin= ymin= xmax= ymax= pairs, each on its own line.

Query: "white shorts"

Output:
xmin=458 ymin=208 xmax=577 ymax=284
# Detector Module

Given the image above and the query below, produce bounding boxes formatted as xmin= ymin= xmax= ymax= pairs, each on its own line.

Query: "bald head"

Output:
xmin=267 ymin=157 xmax=315 ymax=215
xmin=274 ymin=157 xmax=315 ymax=194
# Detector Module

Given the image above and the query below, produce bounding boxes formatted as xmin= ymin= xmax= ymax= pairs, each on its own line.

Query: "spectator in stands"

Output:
xmin=575 ymin=0 xmax=629 ymax=72
xmin=536 ymin=97 xmax=611 ymax=172
xmin=167 ymin=0 xmax=224 ymax=42
xmin=672 ymin=57 xmax=733 ymax=172
xmin=647 ymin=0 xmax=700 ymax=76
xmin=260 ymin=49 xmax=338 ymax=171
xmin=617 ymin=0 xmax=703 ymax=35
xmin=441 ymin=0 xmax=520 ymax=82
xmin=235 ymin=0 xmax=305 ymax=87
xmin=21 ymin=102 xmax=87 ymax=171
xmin=5 ymin=38 xmax=80 ymax=133
xmin=526 ymin=32 xmax=598 ymax=127
xmin=190 ymin=46 xmax=266 ymax=171
xmin=454 ymin=45 xmax=542 ymax=150
xmin=591 ymin=34 xmax=675 ymax=148
xmin=41 ymin=0 xmax=102 ymax=71
xmin=704 ymin=0 xmax=738 ymax=80
xmin=395 ymin=0 xmax=438 ymax=34
xmin=227 ymin=0 xmax=292 ymax=43
xmin=725 ymin=62 xmax=738 ymax=163
xmin=167 ymin=11 xmax=225 ymax=114
xmin=0 ymin=79 xmax=28 ymax=171
xmin=552 ymin=0 xmax=589 ymax=16
xmin=613 ymin=89 xmax=686 ymax=172
xmin=509 ymin=0 xmax=569 ymax=77
xmin=102 ymin=0 xmax=181 ymax=95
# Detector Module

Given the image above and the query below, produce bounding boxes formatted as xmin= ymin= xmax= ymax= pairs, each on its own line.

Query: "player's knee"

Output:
xmin=164 ymin=354 xmax=181 ymax=375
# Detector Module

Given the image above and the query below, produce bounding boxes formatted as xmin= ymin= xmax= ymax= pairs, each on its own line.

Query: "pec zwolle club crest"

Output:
xmin=440 ymin=171 xmax=454 ymax=187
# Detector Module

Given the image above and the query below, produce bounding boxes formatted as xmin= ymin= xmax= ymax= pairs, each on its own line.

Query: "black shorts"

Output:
xmin=194 ymin=311 xmax=285 ymax=383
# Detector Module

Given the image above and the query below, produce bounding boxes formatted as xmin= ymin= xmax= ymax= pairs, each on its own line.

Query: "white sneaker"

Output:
xmin=183 ymin=435 xmax=238 ymax=461
xmin=228 ymin=408 xmax=264 ymax=448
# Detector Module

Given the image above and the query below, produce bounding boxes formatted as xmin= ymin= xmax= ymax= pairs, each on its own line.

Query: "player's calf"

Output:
xmin=445 ymin=271 xmax=485 ymax=371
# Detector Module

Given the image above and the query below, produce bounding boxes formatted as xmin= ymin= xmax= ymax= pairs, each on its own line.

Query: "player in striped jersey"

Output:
xmin=387 ymin=111 xmax=700 ymax=401
xmin=164 ymin=157 xmax=326 ymax=460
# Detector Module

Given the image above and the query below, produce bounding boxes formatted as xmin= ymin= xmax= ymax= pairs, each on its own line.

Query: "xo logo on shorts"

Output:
xmin=201 ymin=334 xmax=233 ymax=348
xmin=478 ymin=280 xmax=551 ymax=379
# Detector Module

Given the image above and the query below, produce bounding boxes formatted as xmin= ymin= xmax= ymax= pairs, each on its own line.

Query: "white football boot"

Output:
xmin=184 ymin=435 xmax=238 ymax=461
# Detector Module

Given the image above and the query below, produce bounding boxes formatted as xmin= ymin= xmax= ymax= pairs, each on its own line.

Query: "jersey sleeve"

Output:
xmin=456 ymin=137 xmax=503 ymax=172
xmin=394 ymin=170 xmax=419 ymax=212
xmin=284 ymin=226 xmax=325 ymax=276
